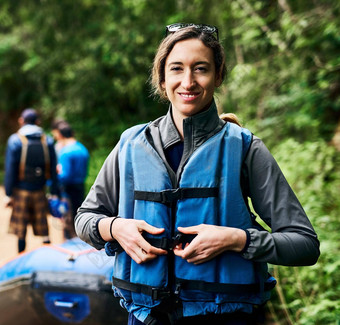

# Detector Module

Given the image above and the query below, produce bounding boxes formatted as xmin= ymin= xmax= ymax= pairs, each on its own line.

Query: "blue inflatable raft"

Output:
xmin=0 ymin=238 xmax=127 ymax=325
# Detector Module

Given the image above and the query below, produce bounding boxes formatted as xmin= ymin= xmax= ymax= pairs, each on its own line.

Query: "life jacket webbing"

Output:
xmin=112 ymin=276 xmax=171 ymax=301
xmin=17 ymin=133 xmax=50 ymax=181
xmin=111 ymin=275 xmax=275 ymax=301
xmin=175 ymin=277 xmax=276 ymax=295
xmin=144 ymin=233 xmax=196 ymax=251
xmin=105 ymin=233 xmax=196 ymax=256
xmin=134 ymin=187 xmax=219 ymax=206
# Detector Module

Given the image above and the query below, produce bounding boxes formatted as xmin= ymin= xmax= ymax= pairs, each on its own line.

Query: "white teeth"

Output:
xmin=181 ymin=94 xmax=195 ymax=98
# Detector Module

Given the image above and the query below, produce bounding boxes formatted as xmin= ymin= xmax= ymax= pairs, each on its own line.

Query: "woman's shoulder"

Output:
xmin=245 ymin=135 xmax=281 ymax=172
xmin=121 ymin=123 xmax=149 ymax=138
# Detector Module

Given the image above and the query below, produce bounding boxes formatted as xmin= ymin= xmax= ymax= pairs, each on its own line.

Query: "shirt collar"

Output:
xmin=152 ymin=100 xmax=224 ymax=149
xmin=18 ymin=124 xmax=43 ymax=137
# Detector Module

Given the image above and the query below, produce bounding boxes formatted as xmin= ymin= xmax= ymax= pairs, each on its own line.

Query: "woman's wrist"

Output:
xmin=109 ymin=216 xmax=120 ymax=239
xmin=98 ymin=216 xmax=120 ymax=242
xmin=231 ymin=228 xmax=248 ymax=253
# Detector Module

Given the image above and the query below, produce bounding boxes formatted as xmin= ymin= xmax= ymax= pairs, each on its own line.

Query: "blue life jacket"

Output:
xmin=111 ymin=122 xmax=276 ymax=323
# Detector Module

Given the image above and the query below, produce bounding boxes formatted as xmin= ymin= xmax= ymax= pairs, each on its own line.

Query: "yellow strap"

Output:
xmin=17 ymin=133 xmax=28 ymax=181
xmin=41 ymin=133 xmax=51 ymax=180
xmin=17 ymin=133 xmax=51 ymax=181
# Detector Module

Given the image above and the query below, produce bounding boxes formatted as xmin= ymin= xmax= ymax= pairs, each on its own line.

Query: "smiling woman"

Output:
xmin=75 ymin=24 xmax=319 ymax=325
xmin=161 ymin=39 xmax=222 ymax=136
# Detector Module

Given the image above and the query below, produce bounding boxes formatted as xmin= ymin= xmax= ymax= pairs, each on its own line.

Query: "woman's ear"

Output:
xmin=215 ymin=71 xmax=223 ymax=88
xmin=161 ymin=81 xmax=168 ymax=98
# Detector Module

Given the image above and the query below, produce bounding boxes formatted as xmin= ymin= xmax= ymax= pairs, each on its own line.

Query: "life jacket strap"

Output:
xmin=112 ymin=277 xmax=171 ymax=301
xmin=111 ymin=276 xmax=276 ymax=301
xmin=134 ymin=187 xmax=219 ymax=206
xmin=105 ymin=233 xmax=197 ymax=256
xmin=146 ymin=233 xmax=196 ymax=251
xmin=175 ymin=277 xmax=276 ymax=295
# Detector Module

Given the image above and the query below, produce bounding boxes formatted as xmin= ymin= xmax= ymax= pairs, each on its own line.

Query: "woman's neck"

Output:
xmin=171 ymin=101 xmax=214 ymax=139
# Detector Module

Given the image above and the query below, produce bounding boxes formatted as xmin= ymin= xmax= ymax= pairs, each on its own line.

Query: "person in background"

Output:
xmin=51 ymin=118 xmax=66 ymax=153
xmin=4 ymin=108 xmax=59 ymax=253
xmin=51 ymin=120 xmax=89 ymax=239
xmin=75 ymin=24 xmax=320 ymax=325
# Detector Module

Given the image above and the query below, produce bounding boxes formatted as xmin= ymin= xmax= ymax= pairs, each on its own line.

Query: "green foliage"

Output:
xmin=269 ymin=139 xmax=340 ymax=324
xmin=85 ymin=147 xmax=111 ymax=194
xmin=221 ymin=0 xmax=340 ymax=146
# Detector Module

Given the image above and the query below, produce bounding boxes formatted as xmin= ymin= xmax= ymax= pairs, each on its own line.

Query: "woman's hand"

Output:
xmin=100 ymin=218 xmax=167 ymax=264
xmin=173 ymin=224 xmax=247 ymax=265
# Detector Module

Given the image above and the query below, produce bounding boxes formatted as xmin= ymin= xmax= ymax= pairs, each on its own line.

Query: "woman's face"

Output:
xmin=162 ymin=38 xmax=221 ymax=119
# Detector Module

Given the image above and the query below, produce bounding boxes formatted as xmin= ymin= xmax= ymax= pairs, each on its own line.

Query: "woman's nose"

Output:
xmin=181 ymin=70 xmax=195 ymax=89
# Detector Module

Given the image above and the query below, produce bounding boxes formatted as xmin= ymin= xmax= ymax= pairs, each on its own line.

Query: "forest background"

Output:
xmin=0 ymin=1 xmax=339 ymax=324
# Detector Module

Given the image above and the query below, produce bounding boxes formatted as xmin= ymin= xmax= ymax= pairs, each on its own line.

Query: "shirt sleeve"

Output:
xmin=241 ymin=136 xmax=320 ymax=266
xmin=4 ymin=135 xmax=21 ymax=197
xmin=74 ymin=143 xmax=120 ymax=250
xmin=47 ymin=136 xmax=60 ymax=196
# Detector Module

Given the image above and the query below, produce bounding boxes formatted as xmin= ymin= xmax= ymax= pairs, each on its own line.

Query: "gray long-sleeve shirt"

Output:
xmin=75 ymin=102 xmax=320 ymax=266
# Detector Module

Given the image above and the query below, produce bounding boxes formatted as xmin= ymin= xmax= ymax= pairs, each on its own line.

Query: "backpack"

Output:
xmin=17 ymin=133 xmax=50 ymax=183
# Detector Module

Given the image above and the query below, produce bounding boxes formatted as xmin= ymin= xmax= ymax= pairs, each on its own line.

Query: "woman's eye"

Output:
xmin=170 ymin=66 xmax=182 ymax=71
xmin=196 ymin=66 xmax=207 ymax=72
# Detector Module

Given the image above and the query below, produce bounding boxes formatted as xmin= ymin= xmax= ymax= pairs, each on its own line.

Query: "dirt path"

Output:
xmin=0 ymin=186 xmax=64 ymax=266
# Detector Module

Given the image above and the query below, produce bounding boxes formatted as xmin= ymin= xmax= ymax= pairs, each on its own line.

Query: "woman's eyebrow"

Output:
xmin=167 ymin=61 xmax=183 ymax=66
xmin=194 ymin=61 xmax=211 ymax=66
xmin=167 ymin=60 xmax=211 ymax=66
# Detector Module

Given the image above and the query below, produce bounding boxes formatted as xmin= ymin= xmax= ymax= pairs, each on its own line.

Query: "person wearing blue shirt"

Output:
xmin=52 ymin=121 xmax=89 ymax=239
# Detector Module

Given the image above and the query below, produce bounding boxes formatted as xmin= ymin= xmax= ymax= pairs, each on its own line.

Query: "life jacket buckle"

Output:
xmin=151 ymin=288 xmax=159 ymax=300
xmin=174 ymin=283 xmax=181 ymax=302
xmin=160 ymin=188 xmax=181 ymax=206
xmin=170 ymin=234 xmax=183 ymax=250
xmin=151 ymin=288 xmax=171 ymax=300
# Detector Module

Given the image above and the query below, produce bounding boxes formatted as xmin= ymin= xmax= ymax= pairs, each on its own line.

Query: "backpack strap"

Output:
xmin=17 ymin=132 xmax=51 ymax=181
xmin=40 ymin=133 xmax=51 ymax=180
xmin=17 ymin=133 xmax=28 ymax=181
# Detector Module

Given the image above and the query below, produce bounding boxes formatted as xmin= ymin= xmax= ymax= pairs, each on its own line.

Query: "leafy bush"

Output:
xmin=267 ymin=139 xmax=340 ymax=324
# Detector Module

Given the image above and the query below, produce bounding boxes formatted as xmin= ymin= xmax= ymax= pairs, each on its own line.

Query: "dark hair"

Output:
xmin=57 ymin=121 xmax=74 ymax=138
xmin=21 ymin=108 xmax=39 ymax=124
xmin=51 ymin=118 xmax=66 ymax=130
xmin=151 ymin=26 xmax=226 ymax=100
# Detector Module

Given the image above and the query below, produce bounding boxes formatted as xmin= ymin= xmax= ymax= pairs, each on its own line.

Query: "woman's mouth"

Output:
xmin=179 ymin=92 xmax=200 ymax=101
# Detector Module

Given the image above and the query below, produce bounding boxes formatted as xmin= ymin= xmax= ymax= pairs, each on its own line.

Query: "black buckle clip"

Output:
xmin=151 ymin=288 xmax=170 ymax=300
xmin=151 ymin=288 xmax=159 ymax=300
xmin=174 ymin=283 xmax=181 ymax=295
xmin=174 ymin=283 xmax=182 ymax=302
xmin=170 ymin=233 xmax=183 ymax=250
xmin=160 ymin=189 xmax=181 ymax=206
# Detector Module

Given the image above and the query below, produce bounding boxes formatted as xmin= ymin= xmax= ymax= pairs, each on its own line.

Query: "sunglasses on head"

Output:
xmin=165 ymin=23 xmax=219 ymax=40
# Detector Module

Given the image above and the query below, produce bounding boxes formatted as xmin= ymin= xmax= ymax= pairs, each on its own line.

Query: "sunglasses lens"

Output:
xmin=166 ymin=23 xmax=218 ymax=40
xmin=167 ymin=23 xmax=191 ymax=33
